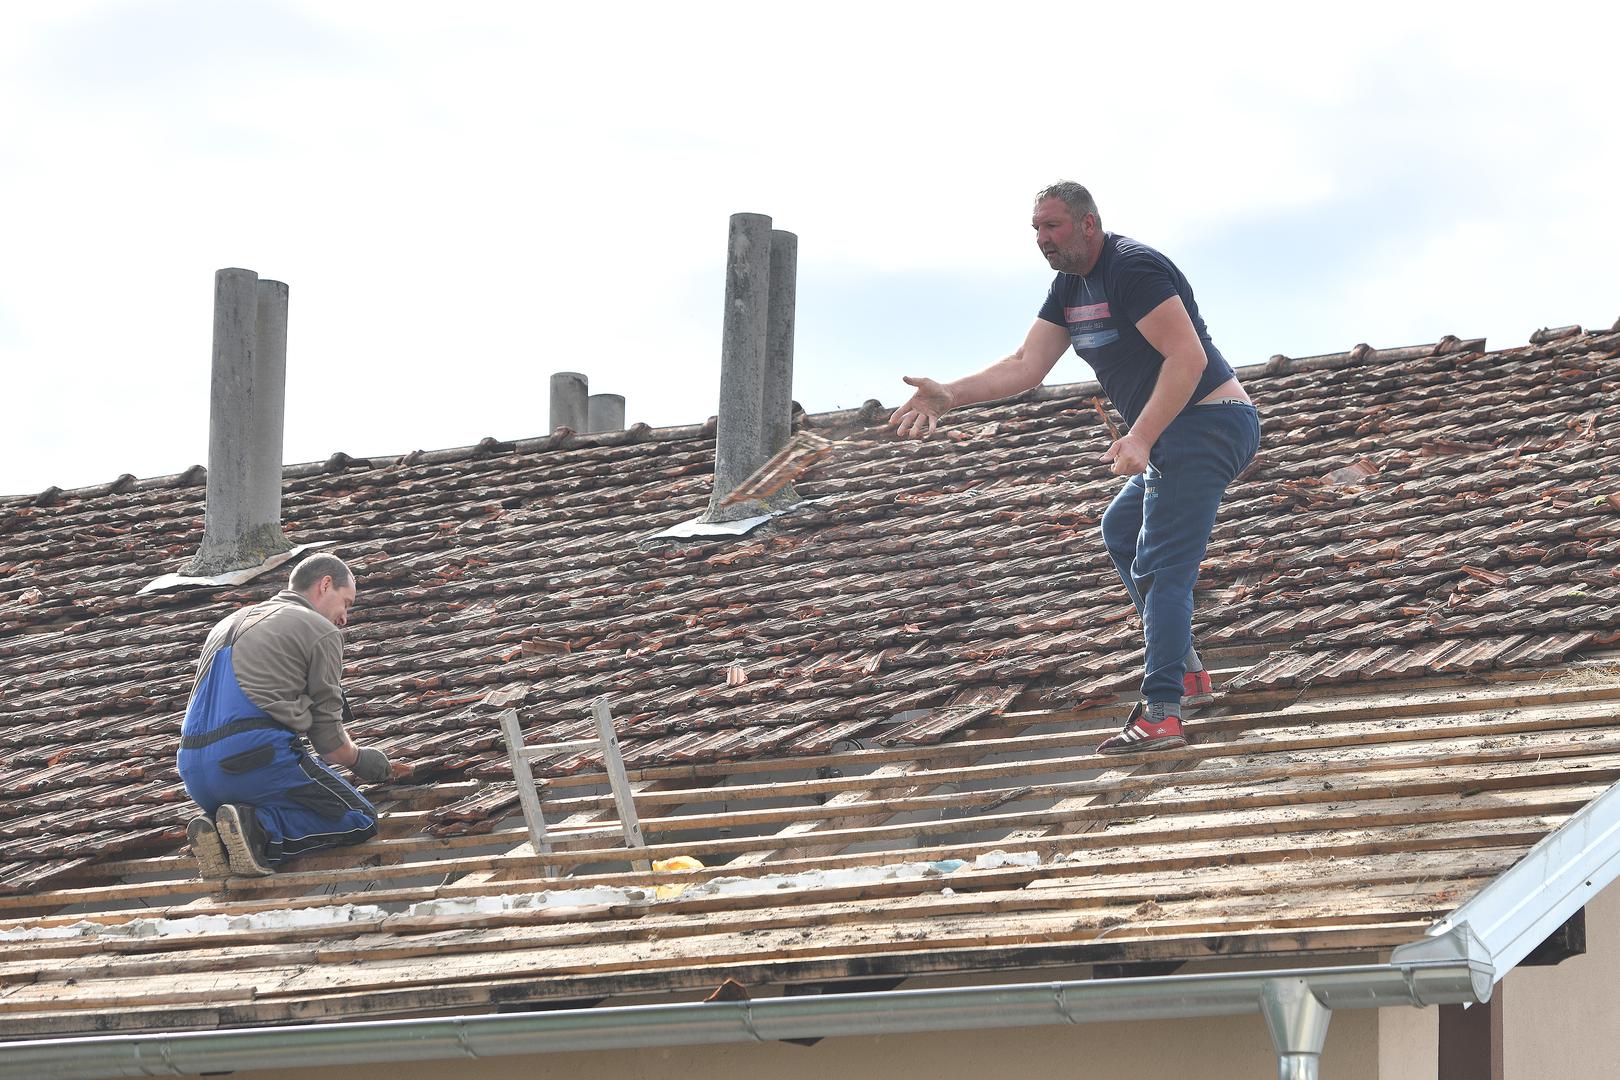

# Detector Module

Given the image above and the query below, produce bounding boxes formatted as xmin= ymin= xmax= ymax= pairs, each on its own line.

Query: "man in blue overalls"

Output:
xmin=179 ymin=553 xmax=393 ymax=878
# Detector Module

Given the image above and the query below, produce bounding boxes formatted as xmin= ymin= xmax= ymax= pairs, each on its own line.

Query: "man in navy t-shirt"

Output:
xmin=890 ymin=181 xmax=1260 ymax=754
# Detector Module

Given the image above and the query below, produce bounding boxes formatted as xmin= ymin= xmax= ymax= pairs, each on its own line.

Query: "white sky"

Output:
xmin=3 ymin=1 xmax=1617 ymax=496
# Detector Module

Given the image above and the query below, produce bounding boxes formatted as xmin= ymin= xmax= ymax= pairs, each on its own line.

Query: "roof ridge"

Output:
xmin=17 ymin=327 xmax=1615 ymax=506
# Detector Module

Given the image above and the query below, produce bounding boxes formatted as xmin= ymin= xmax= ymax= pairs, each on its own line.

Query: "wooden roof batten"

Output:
xmin=3 ymin=668 xmax=1618 ymax=1040
xmin=14 ymin=658 xmax=1608 ymax=914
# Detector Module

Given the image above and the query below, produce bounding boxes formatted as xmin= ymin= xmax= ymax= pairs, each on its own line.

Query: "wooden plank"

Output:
xmin=4 ymin=806 xmax=1542 ymax=940
xmin=528 ymin=691 xmax=1620 ymax=815
xmin=0 ymin=940 xmax=324 ymax=979
xmin=607 ymin=700 xmax=1620 ymax=812
xmin=522 ymin=738 xmax=599 ymax=758
xmin=530 ymin=675 xmax=1620 ymax=792
xmin=0 ymin=806 xmax=1563 ymax=975
xmin=996 ymin=677 xmax=1620 ymax=742
xmin=593 ymin=696 xmax=649 ymax=869
xmin=484 ymin=737 xmax=1620 ymax=839
xmin=452 ymin=770 xmax=705 ymax=888
xmin=0 ymin=920 xmax=1442 ymax=1039
xmin=68 ymin=695 xmax=1620 ymax=890
xmin=290 ymin=903 xmax=1443 ymax=991
xmin=709 ymin=667 xmax=1620 ymax=867
xmin=303 ymin=757 xmax=1620 ymax=859
xmin=10 ymin=907 xmax=1441 ymax=1025
xmin=10 ymin=871 xmax=1486 ymax=993
xmin=6 ymin=848 xmax=1517 ymax=983
xmin=515 ymin=773 xmax=1607 ymax=874
xmin=359 ymin=874 xmax=1486 ymax=963
xmin=2 ymin=775 xmax=1600 ymax=915
xmin=29 ymin=699 xmax=1613 ymax=911
xmin=8 ymin=842 xmax=1514 ymax=971
xmin=390 ymin=699 xmax=1620 ymax=846
xmin=309 ymin=713 xmax=1620 ymax=861
xmin=4 ymin=831 xmax=1522 ymax=956
xmin=63 ymin=701 xmax=1620 ymax=903
xmin=726 ymin=684 xmax=1027 ymax=868
xmin=499 ymin=708 xmax=554 ymax=866
xmin=1002 ymin=759 xmax=1180 ymax=845
xmin=1 ymin=885 xmax=1460 ymax=1016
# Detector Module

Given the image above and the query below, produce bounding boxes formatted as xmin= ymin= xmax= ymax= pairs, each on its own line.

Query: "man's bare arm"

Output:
xmin=891 ymin=319 xmax=1071 ymax=438
xmin=1101 ymin=296 xmax=1207 ymax=475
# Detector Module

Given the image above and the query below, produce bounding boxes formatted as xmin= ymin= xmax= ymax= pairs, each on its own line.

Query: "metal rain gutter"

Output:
xmin=1394 ymin=773 xmax=1620 ymax=981
xmin=0 ymin=930 xmax=1493 ymax=1080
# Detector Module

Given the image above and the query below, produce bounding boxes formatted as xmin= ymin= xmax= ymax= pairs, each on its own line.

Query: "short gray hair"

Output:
xmin=1035 ymin=181 xmax=1101 ymax=230
xmin=289 ymin=553 xmax=355 ymax=593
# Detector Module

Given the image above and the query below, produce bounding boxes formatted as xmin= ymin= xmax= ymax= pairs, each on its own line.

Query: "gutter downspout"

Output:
xmin=0 ymin=938 xmax=1491 ymax=1080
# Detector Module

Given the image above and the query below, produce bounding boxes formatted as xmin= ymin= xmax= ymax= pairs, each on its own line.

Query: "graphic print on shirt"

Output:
xmin=1064 ymin=279 xmax=1119 ymax=350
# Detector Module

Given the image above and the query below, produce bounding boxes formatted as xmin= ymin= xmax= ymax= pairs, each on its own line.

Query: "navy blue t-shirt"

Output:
xmin=1036 ymin=233 xmax=1233 ymax=427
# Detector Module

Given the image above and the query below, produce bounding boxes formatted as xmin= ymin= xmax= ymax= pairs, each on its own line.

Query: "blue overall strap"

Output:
xmin=181 ymin=610 xmax=280 ymax=743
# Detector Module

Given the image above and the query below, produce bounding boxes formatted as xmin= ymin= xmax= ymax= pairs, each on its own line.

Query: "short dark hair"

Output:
xmin=289 ymin=553 xmax=355 ymax=593
xmin=1035 ymin=181 xmax=1101 ymax=230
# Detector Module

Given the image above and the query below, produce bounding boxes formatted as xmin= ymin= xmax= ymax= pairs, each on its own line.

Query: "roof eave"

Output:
xmin=1396 ymin=774 xmax=1620 ymax=982
xmin=0 ymin=954 xmax=1489 ymax=1080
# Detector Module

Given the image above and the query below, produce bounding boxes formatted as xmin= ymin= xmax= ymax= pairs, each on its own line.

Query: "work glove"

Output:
xmin=352 ymin=747 xmax=392 ymax=783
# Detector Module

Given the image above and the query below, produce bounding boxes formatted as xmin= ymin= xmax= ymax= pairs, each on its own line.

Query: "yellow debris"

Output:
xmin=652 ymin=855 xmax=705 ymax=899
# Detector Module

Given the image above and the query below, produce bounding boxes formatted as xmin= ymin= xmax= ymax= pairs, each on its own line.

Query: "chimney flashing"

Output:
xmin=143 ymin=541 xmax=333 ymax=596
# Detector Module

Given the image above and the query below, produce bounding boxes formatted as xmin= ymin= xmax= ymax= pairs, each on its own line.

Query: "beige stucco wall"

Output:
xmin=1502 ymin=879 xmax=1620 ymax=1078
xmin=1376 ymin=994 xmax=1437 ymax=1080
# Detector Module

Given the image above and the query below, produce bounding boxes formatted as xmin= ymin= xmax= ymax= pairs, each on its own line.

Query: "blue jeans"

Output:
xmin=1100 ymin=401 xmax=1260 ymax=705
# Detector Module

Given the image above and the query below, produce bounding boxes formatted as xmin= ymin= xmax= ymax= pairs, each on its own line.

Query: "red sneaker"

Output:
xmin=1097 ymin=702 xmax=1188 ymax=755
xmin=1183 ymin=668 xmax=1214 ymax=707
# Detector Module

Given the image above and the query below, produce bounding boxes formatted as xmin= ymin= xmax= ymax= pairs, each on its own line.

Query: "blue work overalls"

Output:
xmin=177 ymin=612 xmax=378 ymax=865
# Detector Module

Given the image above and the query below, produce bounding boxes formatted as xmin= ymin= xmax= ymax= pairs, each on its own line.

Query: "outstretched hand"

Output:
xmin=889 ymin=375 xmax=953 ymax=439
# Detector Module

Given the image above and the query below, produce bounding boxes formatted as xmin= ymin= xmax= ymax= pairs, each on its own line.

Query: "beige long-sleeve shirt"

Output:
xmin=191 ymin=590 xmax=350 ymax=754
